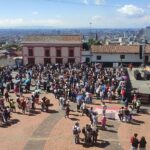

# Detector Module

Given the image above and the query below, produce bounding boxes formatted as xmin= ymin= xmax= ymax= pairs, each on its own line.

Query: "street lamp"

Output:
xmin=89 ymin=22 xmax=92 ymax=38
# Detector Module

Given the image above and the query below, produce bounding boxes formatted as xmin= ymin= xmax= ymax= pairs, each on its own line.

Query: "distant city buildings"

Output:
xmin=0 ymin=27 xmax=146 ymax=66
xmin=145 ymin=26 xmax=150 ymax=43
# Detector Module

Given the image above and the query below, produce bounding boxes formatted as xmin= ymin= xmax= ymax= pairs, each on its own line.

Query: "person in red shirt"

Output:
xmin=130 ymin=133 xmax=139 ymax=150
xmin=121 ymin=87 xmax=126 ymax=101
xmin=21 ymin=97 xmax=26 ymax=115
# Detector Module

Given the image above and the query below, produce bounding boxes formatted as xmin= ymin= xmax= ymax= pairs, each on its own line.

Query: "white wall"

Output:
xmin=91 ymin=53 xmax=148 ymax=62
xmin=81 ymin=51 xmax=91 ymax=62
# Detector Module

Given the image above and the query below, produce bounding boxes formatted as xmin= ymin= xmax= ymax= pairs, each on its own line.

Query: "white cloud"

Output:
xmin=95 ymin=0 xmax=105 ymax=5
xmin=118 ymin=4 xmax=144 ymax=17
xmin=92 ymin=15 xmax=103 ymax=21
xmin=82 ymin=0 xmax=88 ymax=5
xmin=148 ymin=5 xmax=150 ymax=8
xmin=90 ymin=14 xmax=150 ymax=28
xmin=32 ymin=11 xmax=39 ymax=15
xmin=0 ymin=18 xmax=63 ymax=27
xmin=31 ymin=19 xmax=63 ymax=26
xmin=0 ymin=18 xmax=24 ymax=26
xmin=137 ymin=15 xmax=150 ymax=24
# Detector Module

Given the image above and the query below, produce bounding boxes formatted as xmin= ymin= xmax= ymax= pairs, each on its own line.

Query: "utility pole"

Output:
xmin=89 ymin=22 xmax=92 ymax=38
xmin=142 ymin=37 xmax=146 ymax=67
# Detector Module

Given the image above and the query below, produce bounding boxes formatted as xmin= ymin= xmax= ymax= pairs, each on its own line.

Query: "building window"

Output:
xmin=85 ymin=57 xmax=90 ymax=63
xmin=56 ymin=58 xmax=63 ymax=64
xmin=28 ymin=58 xmax=35 ymax=65
xmin=97 ymin=56 xmax=101 ymax=60
xmin=69 ymin=48 xmax=74 ymax=57
xmin=28 ymin=48 xmax=33 ymax=56
xmin=56 ymin=48 xmax=61 ymax=57
xmin=120 ymin=55 xmax=125 ymax=59
xmin=68 ymin=58 xmax=75 ymax=63
xmin=44 ymin=58 xmax=51 ymax=65
xmin=45 ymin=48 xmax=50 ymax=57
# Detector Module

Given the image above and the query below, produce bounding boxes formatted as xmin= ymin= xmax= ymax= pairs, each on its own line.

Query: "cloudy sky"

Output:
xmin=0 ymin=0 xmax=150 ymax=28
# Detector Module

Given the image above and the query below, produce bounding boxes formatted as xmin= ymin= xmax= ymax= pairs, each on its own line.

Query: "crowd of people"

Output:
xmin=0 ymin=62 xmax=147 ymax=149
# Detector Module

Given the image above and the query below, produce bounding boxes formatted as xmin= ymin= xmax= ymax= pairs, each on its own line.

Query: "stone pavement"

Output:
xmin=0 ymin=92 xmax=60 ymax=150
xmin=0 ymin=91 xmax=149 ymax=150
xmin=22 ymin=98 xmax=122 ymax=150
xmin=43 ymin=101 xmax=122 ymax=150
xmin=127 ymin=68 xmax=150 ymax=94
xmin=24 ymin=109 xmax=64 ymax=150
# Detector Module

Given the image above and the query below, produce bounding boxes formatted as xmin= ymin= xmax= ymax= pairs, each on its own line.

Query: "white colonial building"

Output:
xmin=22 ymin=35 xmax=82 ymax=65
xmin=82 ymin=45 xmax=150 ymax=67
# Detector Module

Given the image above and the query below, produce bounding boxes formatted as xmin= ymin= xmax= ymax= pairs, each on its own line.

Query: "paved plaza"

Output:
xmin=0 ymin=66 xmax=149 ymax=150
xmin=127 ymin=68 xmax=150 ymax=94
xmin=0 ymin=91 xmax=149 ymax=150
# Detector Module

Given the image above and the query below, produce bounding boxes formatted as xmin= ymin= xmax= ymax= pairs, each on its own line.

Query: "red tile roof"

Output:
xmin=145 ymin=45 xmax=150 ymax=53
xmin=91 ymin=45 xmax=150 ymax=54
xmin=22 ymin=35 xmax=82 ymax=44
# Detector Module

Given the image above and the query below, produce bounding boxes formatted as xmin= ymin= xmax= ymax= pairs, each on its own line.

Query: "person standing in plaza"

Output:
xmin=72 ymin=122 xmax=81 ymax=144
xmin=130 ymin=133 xmax=139 ymax=150
xmin=139 ymin=136 xmax=147 ymax=150
xmin=118 ymin=107 xmax=124 ymax=121
xmin=21 ymin=97 xmax=26 ymax=115
xmin=65 ymin=104 xmax=70 ymax=118
xmin=101 ymin=115 xmax=106 ymax=129
xmin=136 ymin=98 xmax=141 ymax=113
xmin=92 ymin=125 xmax=99 ymax=144
xmin=102 ymin=102 xmax=107 ymax=116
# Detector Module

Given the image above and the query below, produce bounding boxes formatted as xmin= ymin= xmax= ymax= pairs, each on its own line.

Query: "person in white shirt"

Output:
xmin=72 ymin=122 xmax=81 ymax=144
xmin=102 ymin=102 xmax=107 ymax=116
